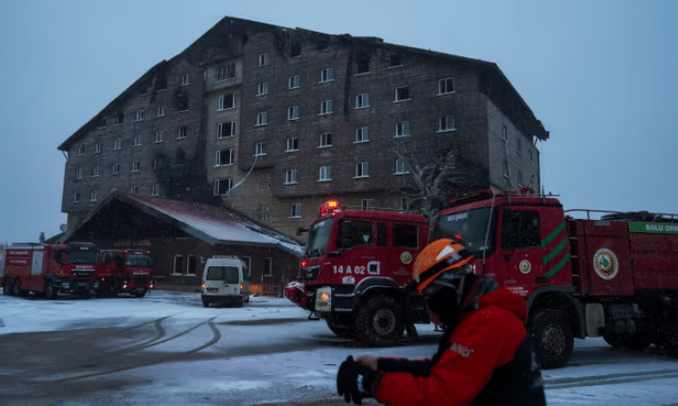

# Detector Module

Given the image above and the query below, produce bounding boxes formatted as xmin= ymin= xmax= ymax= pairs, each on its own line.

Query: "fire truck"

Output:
xmin=285 ymin=200 xmax=430 ymax=346
xmin=98 ymin=249 xmax=154 ymax=298
xmin=432 ymin=189 xmax=678 ymax=368
xmin=0 ymin=242 xmax=99 ymax=299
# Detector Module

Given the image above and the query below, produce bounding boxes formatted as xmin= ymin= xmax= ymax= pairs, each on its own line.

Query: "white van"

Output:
xmin=201 ymin=256 xmax=250 ymax=307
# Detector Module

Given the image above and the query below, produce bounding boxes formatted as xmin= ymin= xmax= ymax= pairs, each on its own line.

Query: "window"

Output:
xmin=264 ymin=257 xmax=273 ymax=276
xmin=217 ymin=121 xmax=235 ymax=138
xmin=355 ymin=127 xmax=370 ymax=143
xmin=284 ymin=169 xmax=298 ymax=184
xmin=395 ymin=86 xmax=410 ymax=101
xmin=320 ymin=99 xmax=333 ymax=115
xmin=258 ymin=53 xmax=270 ymax=66
xmin=529 ymin=150 xmax=534 ymax=165
xmin=151 ymin=184 xmax=159 ymax=196
xmin=133 ymin=134 xmax=142 ymax=146
xmin=112 ymin=163 xmax=120 ymax=175
xmin=153 ymin=157 xmax=164 ymax=169
xmin=255 ymin=142 xmax=266 ymax=156
xmin=217 ymin=63 xmax=235 ymax=81
xmin=291 ymin=42 xmax=301 ymax=57
xmin=518 ymin=170 xmax=524 ymax=187
xmin=215 ymin=149 xmax=234 ymax=166
xmin=320 ymin=67 xmax=334 ymax=83
xmin=319 ymin=132 xmax=332 ymax=148
xmin=337 ymin=219 xmax=373 ymax=249
xmin=439 ymin=115 xmax=456 ymax=132
xmin=76 ymin=168 xmax=82 ymax=179
xmin=92 ymin=165 xmax=100 ymax=177
xmin=97 ymin=118 xmax=106 ymax=128
xmin=287 ymin=105 xmax=299 ymax=120
xmin=256 ymin=112 xmax=268 ymax=126
xmin=396 ymin=121 xmax=410 ymax=137
xmin=181 ymin=74 xmax=190 ymax=86
xmin=116 ymin=113 xmax=124 ymax=124
xmin=130 ymin=186 xmax=139 ymax=194
xmin=256 ymin=82 xmax=269 ymax=96
xmin=286 ymin=137 xmax=298 ymax=152
xmin=356 ymin=52 xmax=370 ymax=74
xmin=178 ymin=93 xmax=189 ymax=111
xmin=74 ymin=192 xmax=80 ymax=203
xmin=155 ymin=131 xmax=165 ymax=143
xmin=502 ymin=125 xmax=508 ymax=141
xmin=288 ymin=75 xmax=300 ymax=89
xmin=438 ymin=77 xmax=454 ymax=95
xmin=390 ymin=53 xmax=403 ymax=68
xmin=213 ymin=178 xmax=233 ymax=196
xmin=355 ymin=93 xmax=370 ymax=109
xmin=156 ymin=106 xmax=166 ymax=117
xmin=504 ymin=159 xmax=510 ymax=178
xmin=173 ymin=255 xmax=184 ymax=275
xmin=135 ymin=109 xmax=144 ymax=121
xmin=395 ymin=158 xmax=409 ymax=174
xmin=218 ymin=93 xmax=236 ymax=110
xmin=361 ymin=199 xmax=374 ymax=210
xmin=177 ymin=126 xmax=187 ymax=139
xmin=501 ymin=210 xmax=541 ymax=250
xmin=187 ymin=255 xmax=197 ymax=275
xmin=90 ymin=190 xmax=98 ymax=202
xmin=355 ymin=162 xmax=370 ymax=178
xmin=319 ymin=165 xmax=332 ymax=181
xmin=393 ymin=224 xmax=418 ymax=248
xmin=113 ymin=139 xmax=122 ymax=150
xmin=517 ymin=138 xmax=522 ymax=156
xmin=94 ymin=142 xmax=102 ymax=154
xmin=290 ymin=203 xmax=302 ymax=218
xmin=77 ymin=144 xmax=86 ymax=155
xmin=132 ymin=161 xmax=140 ymax=172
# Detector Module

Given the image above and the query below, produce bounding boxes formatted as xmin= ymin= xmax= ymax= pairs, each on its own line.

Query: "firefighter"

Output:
xmin=336 ymin=238 xmax=546 ymax=405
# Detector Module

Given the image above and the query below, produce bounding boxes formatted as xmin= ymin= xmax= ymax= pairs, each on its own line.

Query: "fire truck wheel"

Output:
xmin=3 ymin=279 xmax=14 ymax=296
xmin=12 ymin=279 xmax=22 ymax=296
xmin=530 ymin=309 xmax=573 ymax=369
xmin=325 ymin=318 xmax=354 ymax=338
xmin=604 ymin=332 xmax=652 ymax=350
xmin=135 ymin=289 xmax=147 ymax=298
xmin=44 ymin=281 xmax=58 ymax=300
xmin=355 ymin=295 xmax=404 ymax=346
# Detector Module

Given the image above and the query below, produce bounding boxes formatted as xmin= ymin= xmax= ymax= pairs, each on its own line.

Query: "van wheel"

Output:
xmin=202 ymin=297 xmax=210 ymax=308
xmin=238 ymin=297 xmax=244 ymax=307
xmin=3 ymin=279 xmax=14 ymax=296
xmin=44 ymin=281 xmax=58 ymax=300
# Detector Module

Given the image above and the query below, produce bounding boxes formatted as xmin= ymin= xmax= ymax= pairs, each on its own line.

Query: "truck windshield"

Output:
xmin=432 ymin=207 xmax=494 ymax=255
xmin=305 ymin=217 xmax=333 ymax=257
xmin=125 ymin=254 xmax=152 ymax=267
xmin=207 ymin=266 xmax=239 ymax=284
xmin=67 ymin=250 xmax=99 ymax=265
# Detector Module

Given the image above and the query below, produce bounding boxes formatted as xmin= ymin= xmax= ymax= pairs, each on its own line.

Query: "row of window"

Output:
xmin=280 ymin=159 xmax=409 ymax=185
xmin=255 ymin=47 xmax=403 ymax=73
xmin=77 ymin=127 xmax=189 ymax=156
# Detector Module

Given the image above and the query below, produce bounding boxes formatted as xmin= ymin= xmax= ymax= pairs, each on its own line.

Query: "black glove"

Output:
xmin=336 ymin=355 xmax=376 ymax=405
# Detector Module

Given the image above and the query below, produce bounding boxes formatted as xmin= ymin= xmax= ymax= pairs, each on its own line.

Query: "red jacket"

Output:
xmin=375 ymin=287 xmax=542 ymax=406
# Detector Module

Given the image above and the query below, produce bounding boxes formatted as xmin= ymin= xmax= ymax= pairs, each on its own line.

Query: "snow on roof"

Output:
xmin=119 ymin=193 xmax=304 ymax=257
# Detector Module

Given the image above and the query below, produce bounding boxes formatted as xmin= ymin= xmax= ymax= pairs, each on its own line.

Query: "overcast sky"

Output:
xmin=1 ymin=0 xmax=676 ymax=243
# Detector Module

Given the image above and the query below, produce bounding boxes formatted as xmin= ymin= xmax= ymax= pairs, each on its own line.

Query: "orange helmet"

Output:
xmin=411 ymin=238 xmax=474 ymax=294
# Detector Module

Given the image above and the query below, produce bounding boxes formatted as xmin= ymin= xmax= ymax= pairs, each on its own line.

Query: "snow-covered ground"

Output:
xmin=1 ymin=289 xmax=677 ymax=405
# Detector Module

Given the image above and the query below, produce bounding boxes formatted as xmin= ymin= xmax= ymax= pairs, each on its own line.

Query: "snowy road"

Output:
xmin=1 ymin=289 xmax=677 ymax=405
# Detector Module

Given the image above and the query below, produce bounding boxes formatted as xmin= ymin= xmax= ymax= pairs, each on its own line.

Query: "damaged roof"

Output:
xmin=63 ymin=192 xmax=304 ymax=257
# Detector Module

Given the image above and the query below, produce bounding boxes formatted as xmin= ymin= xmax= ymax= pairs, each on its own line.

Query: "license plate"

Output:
xmin=207 ymin=288 xmax=218 ymax=293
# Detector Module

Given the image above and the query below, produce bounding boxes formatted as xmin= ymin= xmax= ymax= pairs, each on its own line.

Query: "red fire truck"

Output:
xmin=97 ymin=249 xmax=154 ymax=298
xmin=0 ymin=242 xmax=100 ymax=299
xmin=432 ymin=189 xmax=678 ymax=368
xmin=285 ymin=200 xmax=430 ymax=346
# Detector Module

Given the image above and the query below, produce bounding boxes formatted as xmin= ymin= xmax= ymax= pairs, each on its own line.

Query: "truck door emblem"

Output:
xmin=593 ymin=248 xmax=619 ymax=280
xmin=400 ymin=252 xmax=413 ymax=264
xmin=519 ymin=260 xmax=532 ymax=274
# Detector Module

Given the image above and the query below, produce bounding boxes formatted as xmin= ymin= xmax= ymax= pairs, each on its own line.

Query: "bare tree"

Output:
xmin=391 ymin=146 xmax=483 ymax=218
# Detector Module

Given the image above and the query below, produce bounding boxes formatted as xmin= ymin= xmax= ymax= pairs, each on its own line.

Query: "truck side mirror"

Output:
xmin=327 ymin=251 xmax=341 ymax=257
